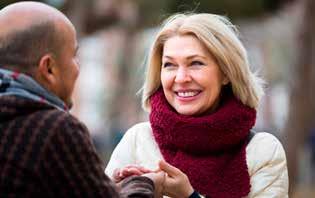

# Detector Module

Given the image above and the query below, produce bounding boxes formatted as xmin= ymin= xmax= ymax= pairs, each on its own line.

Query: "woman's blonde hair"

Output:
xmin=142 ymin=13 xmax=264 ymax=111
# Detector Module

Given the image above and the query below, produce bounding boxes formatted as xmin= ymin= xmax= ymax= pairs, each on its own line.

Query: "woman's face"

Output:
xmin=161 ymin=35 xmax=228 ymax=116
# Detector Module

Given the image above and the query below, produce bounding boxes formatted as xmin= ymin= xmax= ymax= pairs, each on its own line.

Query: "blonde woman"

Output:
xmin=106 ymin=13 xmax=289 ymax=198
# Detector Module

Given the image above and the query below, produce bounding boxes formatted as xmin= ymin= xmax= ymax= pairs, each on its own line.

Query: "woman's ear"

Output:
xmin=222 ymin=75 xmax=229 ymax=85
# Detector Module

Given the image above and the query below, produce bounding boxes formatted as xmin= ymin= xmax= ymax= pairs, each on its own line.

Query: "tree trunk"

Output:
xmin=283 ymin=0 xmax=315 ymax=195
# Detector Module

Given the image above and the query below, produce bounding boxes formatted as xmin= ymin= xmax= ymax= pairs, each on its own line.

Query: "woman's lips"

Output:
xmin=175 ymin=90 xmax=202 ymax=101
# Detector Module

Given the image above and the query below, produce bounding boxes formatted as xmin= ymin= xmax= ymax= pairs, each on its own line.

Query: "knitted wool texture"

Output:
xmin=149 ymin=89 xmax=256 ymax=198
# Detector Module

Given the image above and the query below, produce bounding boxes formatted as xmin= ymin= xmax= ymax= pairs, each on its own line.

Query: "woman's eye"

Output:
xmin=163 ymin=62 xmax=174 ymax=67
xmin=191 ymin=61 xmax=204 ymax=66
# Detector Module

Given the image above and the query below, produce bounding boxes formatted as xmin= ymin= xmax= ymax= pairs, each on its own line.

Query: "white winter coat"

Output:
xmin=106 ymin=122 xmax=289 ymax=198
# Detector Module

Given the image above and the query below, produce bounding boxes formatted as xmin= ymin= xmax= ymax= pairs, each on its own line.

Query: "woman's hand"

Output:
xmin=113 ymin=165 xmax=152 ymax=183
xmin=143 ymin=171 xmax=166 ymax=198
xmin=159 ymin=160 xmax=194 ymax=198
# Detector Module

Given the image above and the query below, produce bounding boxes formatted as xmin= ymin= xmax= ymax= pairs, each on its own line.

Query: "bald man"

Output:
xmin=0 ymin=2 xmax=163 ymax=197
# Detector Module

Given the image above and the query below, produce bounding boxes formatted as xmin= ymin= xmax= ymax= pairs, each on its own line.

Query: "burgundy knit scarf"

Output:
xmin=149 ymin=89 xmax=256 ymax=198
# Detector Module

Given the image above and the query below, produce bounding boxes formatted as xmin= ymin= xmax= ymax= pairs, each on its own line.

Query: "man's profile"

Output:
xmin=0 ymin=1 xmax=162 ymax=197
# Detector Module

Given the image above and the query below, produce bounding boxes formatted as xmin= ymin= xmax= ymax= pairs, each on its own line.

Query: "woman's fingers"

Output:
xmin=124 ymin=165 xmax=152 ymax=173
xmin=113 ymin=168 xmax=123 ymax=182
xmin=139 ymin=166 xmax=152 ymax=173
xmin=158 ymin=160 xmax=181 ymax=177
xmin=143 ymin=171 xmax=166 ymax=198
xmin=158 ymin=160 xmax=194 ymax=198
xmin=113 ymin=165 xmax=154 ymax=183
xmin=121 ymin=167 xmax=143 ymax=176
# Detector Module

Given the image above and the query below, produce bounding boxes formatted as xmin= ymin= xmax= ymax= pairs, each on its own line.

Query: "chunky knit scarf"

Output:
xmin=0 ymin=68 xmax=68 ymax=111
xmin=149 ymin=89 xmax=256 ymax=198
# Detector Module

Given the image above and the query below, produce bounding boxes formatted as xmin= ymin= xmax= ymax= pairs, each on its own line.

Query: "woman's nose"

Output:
xmin=174 ymin=67 xmax=191 ymax=83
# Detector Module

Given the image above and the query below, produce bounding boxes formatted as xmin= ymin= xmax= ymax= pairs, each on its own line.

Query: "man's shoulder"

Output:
xmin=38 ymin=109 xmax=91 ymax=156
xmin=21 ymin=104 xmax=89 ymax=137
xmin=0 ymin=95 xmax=70 ymax=121
xmin=29 ymin=105 xmax=77 ymax=124
xmin=42 ymin=109 xmax=88 ymax=134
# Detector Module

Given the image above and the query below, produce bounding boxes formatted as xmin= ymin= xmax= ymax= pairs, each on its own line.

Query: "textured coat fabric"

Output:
xmin=0 ymin=96 xmax=156 ymax=198
xmin=0 ymin=69 xmax=155 ymax=197
xmin=149 ymin=89 xmax=256 ymax=198
xmin=105 ymin=122 xmax=289 ymax=198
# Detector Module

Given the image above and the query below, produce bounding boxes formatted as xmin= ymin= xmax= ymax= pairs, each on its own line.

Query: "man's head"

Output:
xmin=0 ymin=1 xmax=79 ymax=108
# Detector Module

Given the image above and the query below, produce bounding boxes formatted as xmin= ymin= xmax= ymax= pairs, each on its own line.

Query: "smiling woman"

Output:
xmin=161 ymin=35 xmax=229 ymax=115
xmin=106 ymin=13 xmax=289 ymax=198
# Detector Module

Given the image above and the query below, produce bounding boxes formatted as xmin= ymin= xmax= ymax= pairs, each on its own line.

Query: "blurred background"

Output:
xmin=1 ymin=0 xmax=314 ymax=197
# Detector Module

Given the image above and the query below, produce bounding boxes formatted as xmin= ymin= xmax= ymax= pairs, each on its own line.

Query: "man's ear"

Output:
xmin=37 ymin=54 xmax=58 ymax=85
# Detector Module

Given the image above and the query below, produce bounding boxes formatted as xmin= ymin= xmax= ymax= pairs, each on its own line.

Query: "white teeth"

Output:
xmin=177 ymin=91 xmax=199 ymax=97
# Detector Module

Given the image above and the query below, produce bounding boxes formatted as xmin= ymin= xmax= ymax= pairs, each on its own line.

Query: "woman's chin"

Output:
xmin=175 ymin=107 xmax=199 ymax=116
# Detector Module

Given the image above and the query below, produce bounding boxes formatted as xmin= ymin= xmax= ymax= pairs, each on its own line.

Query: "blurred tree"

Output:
xmin=1 ymin=0 xmax=292 ymax=34
xmin=167 ymin=0 xmax=282 ymax=17
xmin=62 ymin=0 xmax=122 ymax=36
xmin=0 ymin=0 xmax=19 ymax=8
xmin=283 ymin=0 xmax=315 ymax=195
xmin=63 ymin=0 xmax=142 ymax=147
xmin=0 ymin=0 xmax=51 ymax=9
xmin=136 ymin=0 xmax=290 ymax=27
xmin=61 ymin=0 xmax=87 ymax=38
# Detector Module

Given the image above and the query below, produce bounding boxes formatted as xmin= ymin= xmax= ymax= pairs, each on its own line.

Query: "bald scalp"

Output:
xmin=0 ymin=21 xmax=61 ymax=74
xmin=0 ymin=1 xmax=70 ymax=75
xmin=0 ymin=1 xmax=70 ymax=34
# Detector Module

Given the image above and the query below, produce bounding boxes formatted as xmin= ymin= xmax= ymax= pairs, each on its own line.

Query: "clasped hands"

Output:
xmin=113 ymin=160 xmax=194 ymax=198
